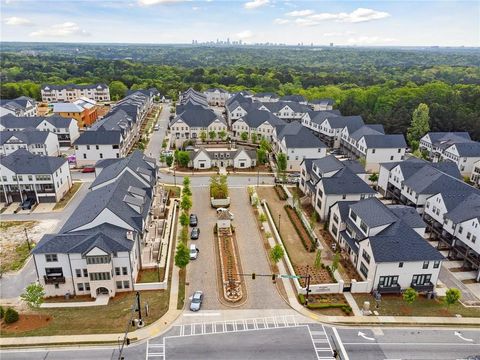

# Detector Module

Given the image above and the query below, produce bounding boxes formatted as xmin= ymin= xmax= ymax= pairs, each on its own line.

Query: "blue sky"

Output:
xmin=1 ymin=0 xmax=479 ymax=46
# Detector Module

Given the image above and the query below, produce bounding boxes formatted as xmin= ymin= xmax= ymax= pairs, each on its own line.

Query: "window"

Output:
xmin=472 ymin=235 xmax=477 ymax=244
xmin=360 ymin=262 xmax=369 ymax=277
xmin=362 ymin=249 xmax=371 ymax=264
xmin=86 ymin=145 xmax=90 ymax=150
xmin=372 ymin=149 xmax=376 ymax=154
xmin=116 ymin=281 xmax=123 ymax=289
xmin=342 ymin=194 xmax=346 ymax=199
xmin=466 ymin=232 xmax=471 ymax=240
xmin=115 ymin=267 xmax=121 ymax=276
xmin=76 ymin=269 xmax=82 ymax=278
xmin=390 ymin=156 xmax=394 ymax=160
xmin=433 ymin=260 xmax=440 ymax=268
xmin=333 ymin=214 xmax=339 ymax=224
xmin=78 ymin=283 xmax=84 ymax=291
xmin=45 ymin=254 xmax=58 ymax=262
xmin=350 ymin=211 xmax=357 ymax=222
xmin=317 ymin=189 xmax=323 ymax=199
xmin=86 ymin=256 xmax=110 ymax=264
xmin=85 ymin=282 xmax=90 ymax=291
xmin=95 ymin=145 xmax=99 ymax=150
xmin=422 ymin=261 xmax=429 ymax=269
xmin=83 ymin=269 xmax=88 ymax=277
xmin=316 ymin=198 xmax=322 ymax=209
xmin=123 ymin=281 xmax=130 ymax=289
xmin=332 ymin=225 xmax=338 ymax=236
xmin=89 ymin=272 xmax=111 ymax=281
xmin=399 ymin=262 xmax=404 ymax=268
xmin=112 ymin=144 xmax=119 ymax=149
xmin=99 ymin=153 xmax=103 ymax=159
xmin=360 ymin=221 xmax=368 ymax=233
xmin=458 ymin=226 xmax=463 ymax=234
xmin=122 ymin=267 xmax=128 ymax=275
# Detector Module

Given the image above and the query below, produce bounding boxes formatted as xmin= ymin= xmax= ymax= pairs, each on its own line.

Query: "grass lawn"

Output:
xmin=0 ymin=242 xmax=33 ymax=273
xmin=177 ymin=268 xmax=186 ymax=310
xmin=137 ymin=268 xmax=164 ymax=283
xmin=0 ymin=221 xmax=37 ymax=273
xmin=53 ymin=182 xmax=82 ymax=210
xmin=353 ymin=293 xmax=480 ymax=317
xmin=0 ymin=220 xmax=37 ymax=231
xmin=0 ymin=290 xmax=169 ymax=337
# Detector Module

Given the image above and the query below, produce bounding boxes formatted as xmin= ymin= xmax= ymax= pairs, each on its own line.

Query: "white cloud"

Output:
xmin=4 ymin=16 xmax=33 ymax=26
xmin=347 ymin=36 xmax=396 ymax=44
xmin=294 ymin=18 xmax=319 ymax=27
xmin=273 ymin=18 xmax=290 ymax=25
xmin=285 ymin=9 xmax=314 ymax=17
xmin=138 ymin=0 xmax=187 ymax=6
xmin=308 ymin=8 xmax=390 ymax=23
xmin=244 ymin=0 xmax=269 ymax=10
xmin=30 ymin=22 xmax=90 ymax=38
xmin=322 ymin=31 xmax=355 ymax=37
xmin=192 ymin=6 xmax=200 ymax=10
xmin=237 ymin=30 xmax=253 ymax=40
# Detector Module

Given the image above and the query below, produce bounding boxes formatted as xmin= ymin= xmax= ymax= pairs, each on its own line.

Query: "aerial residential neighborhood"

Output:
xmin=0 ymin=1 xmax=479 ymax=360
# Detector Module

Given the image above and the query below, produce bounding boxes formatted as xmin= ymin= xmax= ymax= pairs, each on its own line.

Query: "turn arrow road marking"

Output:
xmin=358 ymin=331 xmax=375 ymax=341
xmin=454 ymin=331 xmax=474 ymax=342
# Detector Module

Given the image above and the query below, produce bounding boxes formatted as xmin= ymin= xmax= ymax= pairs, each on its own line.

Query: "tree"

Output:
xmin=0 ymin=306 xmax=4 ymax=319
xmin=241 ymin=132 xmax=249 ymax=141
xmin=270 ymin=244 xmax=285 ymax=263
xmin=276 ymin=153 xmax=287 ymax=180
xmin=180 ymin=212 xmax=189 ymax=226
xmin=180 ymin=194 xmax=192 ymax=211
xmin=444 ymin=288 xmax=461 ymax=308
xmin=109 ymin=81 xmax=128 ymax=101
xmin=183 ymin=177 xmax=191 ymax=187
xmin=176 ymin=151 xmax=190 ymax=167
xmin=159 ymin=154 xmax=166 ymax=165
xmin=209 ymin=131 xmax=216 ymax=140
xmin=260 ymin=138 xmax=272 ymax=152
xmin=210 ymin=174 xmax=228 ymax=199
xmin=309 ymin=211 xmax=318 ymax=230
xmin=292 ymin=189 xmax=300 ymax=209
xmin=200 ymin=131 xmax=207 ymax=142
xmin=403 ymin=288 xmax=418 ymax=305
xmin=251 ymin=132 xmax=258 ymax=144
xmin=368 ymin=173 xmax=379 ymax=190
xmin=174 ymin=242 xmax=190 ymax=269
xmin=314 ymin=249 xmax=322 ymax=269
xmin=4 ymin=308 xmax=19 ymax=324
xmin=331 ymin=252 xmax=340 ymax=272
xmin=166 ymin=155 xmax=174 ymax=167
xmin=20 ymin=283 xmax=45 ymax=309
xmin=257 ymin=148 xmax=267 ymax=164
xmin=218 ymin=130 xmax=227 ymax=140
xmin=407 ymin=103 xmax=430 ymax=151
xmin=258 ymin=213 xmax=267 ymax=223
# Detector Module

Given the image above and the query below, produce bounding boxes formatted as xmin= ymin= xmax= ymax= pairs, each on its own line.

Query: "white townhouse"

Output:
xmin=0 ymin=149 xmax=72 ymax=204
xmin=419 ymin=132 xmax=471 ymax=161
xmin=189 ymin=147 xmax=257 ymax=170
xmin=329 ymin=197 xmax=444 ymax=293
xmin=441 ymin=142 xmax=480 ymax=177
xmin=179 ymin=88 xmax=209 ymax=108
xmin=262 ymin=101 xmax=310 ymax=122
xmin=41 ymin=83 xmax=110 ymax=102
xmin=74 ymin=131 xmax=125 ymax=167
xmin=32 ymin=151 xmax=156 ymax=298
xmin=170 ymin=107 xmax=228 ymax=148
xmin=299 ymin=155 xmax=375 ymax=221
xmin=279 ymin=95 xmax=308 ymax=105
xmin=0 ymin=130 xmax=59 ymax=156
xmin=0 ymin=96 xmax=37 ymax=117
xmin=226 ymin=99 xmax=259 ymax=125
xmin=274 ymin=122 xmax=328 ymax=172
xmin=310 ymin=99 xmax=334 ymax=111
xmin=204 ymin=88 xmax=230 ymax=106
xmin=0 ymin=114 xmax=80 ymax=147
xmin=471 ymin=159 xmax=480 ymax=187
xmin=252 ymin=93 xmax=279 ymax=103
xmin=378 ymin=157 xmax=463 ymax=212
xmin=423 ymin=190 xmax=480 ymax=282
xmin=232 ymin=109 xmax=285 ymax=142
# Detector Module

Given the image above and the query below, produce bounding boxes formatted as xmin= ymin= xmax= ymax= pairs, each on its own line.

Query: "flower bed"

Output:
xmin=274 ymin=185 xmax=288 ymax=200
xmin=298 ymin=294 xmax=352 ymax=315
xmin=284 ymin=205 xmax=315 ymax=252
xmin=217 ymin=227 xmax=243 ymax=303
xmin=293 ymin=264 xmax=335 ymax=286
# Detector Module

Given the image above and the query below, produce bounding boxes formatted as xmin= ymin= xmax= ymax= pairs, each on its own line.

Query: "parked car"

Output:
xmin=154 ymin=124 xmax=160 ymax=131
xmin=21 ymin=198 xmax=37 ymax=210
xmin=189 ymin=290 xmax=203 ymax=311
xmin=81 ymin=167 xmax=95 ymax=173
xmin=190 ymin=227 xmax=200 ymax=240
xmin=216 ymin=208 xmax=234 ymax=220
xmin=189 ymin=214 xmax=198 ymax=227
xmin=189 ymin=244 xmax=198 ymax=260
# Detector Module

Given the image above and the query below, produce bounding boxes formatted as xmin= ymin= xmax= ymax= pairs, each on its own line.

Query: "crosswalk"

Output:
xmin=145 ymin=315 xmax=334 ymax=360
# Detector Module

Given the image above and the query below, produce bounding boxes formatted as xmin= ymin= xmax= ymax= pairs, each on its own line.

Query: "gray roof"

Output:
xmin=89 ymin=110 xmax=132 ymax=133
xmin=362 ymin=134 xmax=407 ymax=149
xmin=321 ymin=167 xmax=375 ymax=195
xmin=42 ymin=83 xmax=108 ymax=91
xmin=281 ymin=126 xmax=327 ymax=149
xmin=240 ymin=109 xmax=285 ymax=128
xmin=0 ymin=130 xmax=51 ymax=145
xmin=1 ymin=149 xmax=66 ymax=174
xmin=205 ymin=88 xmax=229 ymax=94
xmin=350 ymin=197 xmax=398 ymax=228
xmin=310 ymin=155 xmax=365 ymax=177
xmin=388 ymin=205 xmax=426 ymax=229
xmin=449 ymin=142 xmax=480 ymax=157
xmin=53 ymin=103 xmax=84 ymax=113
xmin=308 ymin=111 xmax=340 ymax=125
xmin=262 ymin=101 xmax=309 ymax=114
xmin=172 ymin=108 xmax=226 ymax=128
xmin=445 ymin=193 xmax=480 ymax=223
xmin=0 ymin=96 xmax=36 ymax=111
xmin=74 ymin=130 xmax=122 ymax=145
xmin=343 ymin=117 xmax=366 ymax=134
xmin=0 ymin=114 xmax=73 ymax=129
xmin=426 ymin=132 xmax=471 ymax=146
xmin=350 ymin=125 xmax=384 ymax=141
xmin=279 ymin=95 xmax=306 ymax=103
xmin=311 ymin=98 xmax=334 ymax=105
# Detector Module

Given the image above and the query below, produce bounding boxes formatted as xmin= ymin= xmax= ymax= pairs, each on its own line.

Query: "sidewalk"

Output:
xmin=159 ymin=168 xmax=274 ymax=176
xmin=40 ymin=294 xmax=109 ymax=308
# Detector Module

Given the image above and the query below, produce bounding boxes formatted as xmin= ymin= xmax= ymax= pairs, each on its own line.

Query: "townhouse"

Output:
xmin=441 ymin=141 xmax=480 ymax=177
xmin=0 ymin=130 xmax=59 ymax=156
xmin=301 ymin=112 xmax=359 ymax=148
xmin=0 ymin=149 xmax=72 ymax=204
xmin=340 ymin=121 xmax=406 ymax=172
xmin=419 ymin=132 xmax=471 ymax=161
xmin=32 ymin=151 xmax=156 ymax=298
xmin=170 ymin=107 xmax=228 ymax=148
xmin=0 ymin=114 xmax=80 ymax=147
xmin=41 ymin=83 xmax=110 ymax=102
xmin=299 ymin=155 xmax=375 ymax=220
xmin=471 ymin=159 xmax=480 ymax=187
xmin=189 ymin=147 xmax=257 ymax=169
xmin=279 ymin=95 xmax=307 ymax=105
xmin=252 ymin=93 xmax=278 ymax=103
xmin=226 ymin=96 xmax=257 ymax=125
xmin=310 ymin=98 xmax=334 ymax=111
xmin=329 ymin=197 xmax=444 ymax=293
xmin=261 ymin=101 xmax=310 ymax=123
xmin=0 ymin=96 xmax=37 ymax=117
xmin=232 ymin=109 xmax=285 ymax=142
xmin=274 ymin=121 xmax=328 ymax=172
xmin=205 ymin=88 xmax=230 ymax=106
xmin=52 ymin=97 xmax=98 ymax=129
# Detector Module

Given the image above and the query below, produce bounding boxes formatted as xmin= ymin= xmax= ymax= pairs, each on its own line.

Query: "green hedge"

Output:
xmin=298 ymin=293 xmax=305 ymax=305
xmin=284 ymin=205 xmax=315 ymax=252
xmin=306 ymin=303 xmax=352 ymax=314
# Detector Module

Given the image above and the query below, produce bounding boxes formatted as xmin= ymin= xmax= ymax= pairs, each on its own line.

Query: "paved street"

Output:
xmin=146 ymin=103 xmax=170 ymax=161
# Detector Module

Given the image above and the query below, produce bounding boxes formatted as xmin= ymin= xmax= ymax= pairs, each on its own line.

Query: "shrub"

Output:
xmin=4 ymin=308 xmax=19 ymax=324
xmin=298 ymin=294 xmax=305 ymax=305
xmin=258 ymin=213 xmax=267 ymax=223
xmin=284 ymin=205 xmax=315 ymax=252
xmin=274 ymin=185 xmax=288 ymax=200
xmin=306 ymin=303 xmax=347 ymax=310
xmin=0 ymin=306 xmax=4 ymax=319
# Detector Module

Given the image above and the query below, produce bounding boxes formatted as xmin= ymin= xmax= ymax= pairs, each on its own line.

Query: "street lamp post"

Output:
xmin=24 ymin=227 xmax=31 ymax=251
xmin=257 ymin=168 xmax=259 ymax=187
xmin=278 ymin=213 xmax=281 ymax=236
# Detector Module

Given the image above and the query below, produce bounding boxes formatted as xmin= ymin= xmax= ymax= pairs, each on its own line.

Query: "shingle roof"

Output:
xmin=282 ymin=126 xmax=327 ymax=149
xmin=0 ymin=114 xmax=73 ymax=129
xmin=445 ymin=193 xmax=480 ymax=223
xmin=350 ymin=125 xmax=384 ymax=141
xmin=73 ymin=130 xmax=122 ymax=145
xmin=42 ymin=83 xmax=108 ymax=91
xmin=240 ymin=109 xmax=285 ymax=128
xmin=0 ymin=130 xmax=51 ymax=145
xmin=321 ymin=167 xmax=375 ymax=195
xmin=279 ymin=95 xmax=306 ymax=103
xmin=1 ymin=149 xmax=66 ymax=174
xmin=311 ymin=98 xmax=334 ymax=105
xmin=426 ymin=132 xmax=471 ymax=146
xmin=172 ymin=108 xmax=226 ymax=128
xmin=350 ymin=197 xmax=398 ymax=228
xmin=449 ymin=142 xmax=480 ymax=157
xmin=388 ymin=205 xmax=427 ymax=229
xmin=362 ymin=134 xmax=407 ymax=148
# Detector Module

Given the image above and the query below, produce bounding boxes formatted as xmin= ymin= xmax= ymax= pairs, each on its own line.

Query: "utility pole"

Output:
xmin=136 ymin=291 xmax=142 ymax=322
xmin=305 ymin=273 xmax=311 ymax=306
xmin=278 ymin=213 xmax=281 ymax=236
xmin=257 ymin=168 xmax=259 ymax=187
xmin=24 ymin=227 xmax=31 ymax=251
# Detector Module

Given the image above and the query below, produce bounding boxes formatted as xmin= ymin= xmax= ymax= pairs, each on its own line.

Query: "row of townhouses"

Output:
xmin=74 ymin=89 xmax=158 ymax=167
xmin=0 ymin=96 xmax=37 ymax=117
xmin=32 ymin=151 xmax=157 ymax=298
xmin=419 ymin=132 xmax=480 ymax=177
xmin=0 ymin=149 xmax=72 ymax=204
xmin=41 ymin=84 xmax=110 ymax=103
xmin=0 ymin=129 xmax=60 ymax=156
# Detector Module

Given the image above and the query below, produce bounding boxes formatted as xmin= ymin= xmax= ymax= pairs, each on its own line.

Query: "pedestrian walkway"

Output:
xmin=40 ymin=294 xmax=109 ymax=308
xmin=439 ymin=266 xmax=480 ymax=306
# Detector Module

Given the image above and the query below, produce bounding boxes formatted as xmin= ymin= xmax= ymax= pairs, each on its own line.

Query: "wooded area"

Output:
xmin=1 ymin=44 xmax=479 ymax=139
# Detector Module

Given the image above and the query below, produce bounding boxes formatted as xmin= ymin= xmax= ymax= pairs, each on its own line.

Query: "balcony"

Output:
xmin=411 ymin=282 xmax=434 ymax=293
xmin=44 ymin=275 xmax=66 ymax=284
xmin=377 ymin=283 xmax=401 ymax=294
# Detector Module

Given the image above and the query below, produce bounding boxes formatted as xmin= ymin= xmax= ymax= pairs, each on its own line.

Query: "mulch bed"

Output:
xmin=284 ymin=205 xmax=315 ymax=252
xmin=0 ymin=315 xmax=51 ymax=334
xmin=294 ymin=264 xmax=334 ymax=286
xmin=274 ymin=185 xmax=288 ymax=200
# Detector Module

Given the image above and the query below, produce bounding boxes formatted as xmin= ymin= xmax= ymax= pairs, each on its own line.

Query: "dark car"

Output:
xmin=21 ymin=198 xmax=37 ymax=210
xmin=189 ymin=214 xmax=198 ymax=227
xmin=82 ymin=167 xmax=95 ymax=173
xmin=190 ymin=227 xmax=200 ymax=240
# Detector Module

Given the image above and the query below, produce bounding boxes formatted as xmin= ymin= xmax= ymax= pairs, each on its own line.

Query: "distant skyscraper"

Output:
xmin=330 ymin=42 xmax=334 ymax=47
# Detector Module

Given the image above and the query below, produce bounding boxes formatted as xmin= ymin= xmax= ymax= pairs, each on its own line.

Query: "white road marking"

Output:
xmin=182 ymin=312 xmax=221 ymax=316
xmin=358 ymin=331 xmax=375 ymax=341
xmin=454 ymin=331 xmax=474 ymax=342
